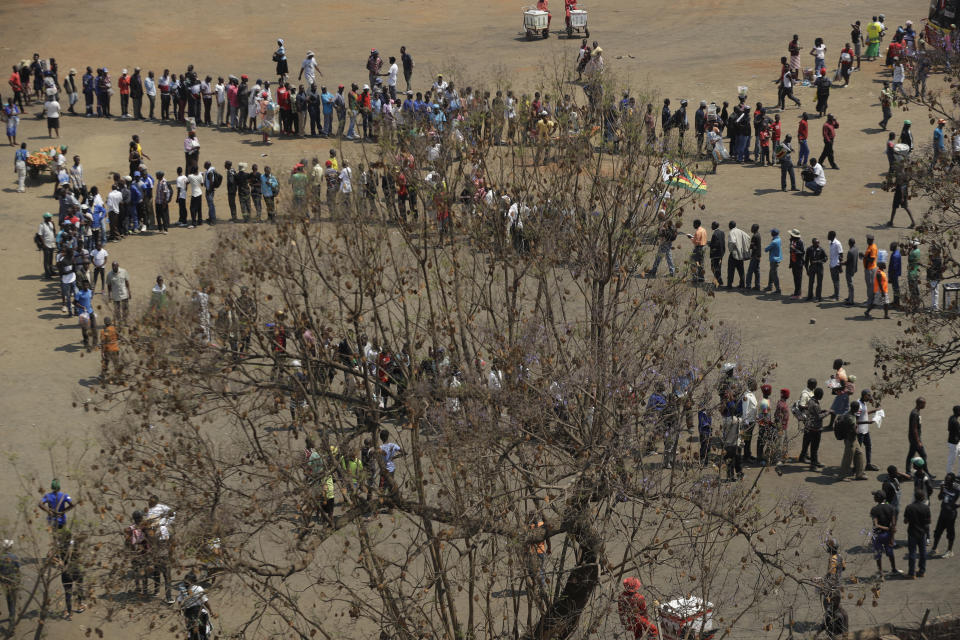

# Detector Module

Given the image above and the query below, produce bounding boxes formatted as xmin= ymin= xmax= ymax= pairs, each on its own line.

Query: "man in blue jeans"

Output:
xmin=904 ymin=489 xmax=931 ymax=578
xmin=321 ymin=86 xmax=335 ymax=137
xmin=204 ymin=161 xmax=218 ymax=224
xmin=763 ymin=228 xmax=782 ymax=294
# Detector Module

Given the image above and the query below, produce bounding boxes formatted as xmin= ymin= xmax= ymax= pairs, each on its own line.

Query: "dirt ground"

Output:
xmin=0 ymin=0 xmax=954 ymax=637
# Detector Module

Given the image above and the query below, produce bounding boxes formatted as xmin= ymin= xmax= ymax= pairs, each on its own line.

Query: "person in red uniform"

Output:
xmin=797 ymin=112 xmax=810 ymax=165
xmin=565 ymin=0 xmax=577 ymax=28
xmin=537 ymin=0 xmax=552 ymax=27
xmin=618 ymin=578 xmax=659 ymax=639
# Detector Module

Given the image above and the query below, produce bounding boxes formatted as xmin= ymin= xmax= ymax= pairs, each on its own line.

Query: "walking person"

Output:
xmin=888 ymin=172 xmax=914 ymax=228
xmin=14 ymin=143 xmax=28 ymax=192
xmin=905 ymin=397 xmax=932 ymax=475
xmin=864 ymin=261 xmax=890 ymax=319
xmin=928 ymin=245 xmax=943 ymax=311
xmin=879 ymin=82 xmax=893 ymax=129
xmin=947 ymin=406 xmax=960 ymax=477
xmin=106 ymin=261 xmax=131 ymax=324
xmin=870 ymin=490 xmax=902 ymax=576
xmin=645 ymin=215 xmax=676 ymax=278
xmin=819 ymin=114 xmax=839 ymax=169
xmin=930 ymin=473 xmax=959 ymax=558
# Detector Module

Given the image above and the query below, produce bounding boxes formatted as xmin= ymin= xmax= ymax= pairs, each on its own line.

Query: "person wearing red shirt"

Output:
xmin=536 ymin=0 xmax=552 ymax=28
xmin=618 ymin=578 xmax=658 ymax=639
xmin=118 ymin=69 xmax=131 ymax=118
xmin=819 ymin=114 xmax=839 ymax=169
xmin=797 ymin=112 xmax=809 ymax=165
xmin=8 ymin=66 xmax=24 ymax=111
xmin=771 ymin=114 xmax=782 ymax=146
xmin=564 ymin=0 xmax=577 ymax=28
xmin=276 ymin=83 xmax=291 ymax=134
xmin=839 ymin=43 xmax=855 ymax=86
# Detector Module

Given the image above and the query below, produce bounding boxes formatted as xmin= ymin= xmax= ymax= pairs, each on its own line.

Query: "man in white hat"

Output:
xmin=299 ymin=51 xmax=322 ymax=88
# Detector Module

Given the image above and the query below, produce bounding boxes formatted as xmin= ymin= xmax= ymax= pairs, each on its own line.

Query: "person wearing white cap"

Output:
xmin=274 ymin=38 xmax=288 ymax=83
xmin=299 ymin=51 xmax=322 ymax=88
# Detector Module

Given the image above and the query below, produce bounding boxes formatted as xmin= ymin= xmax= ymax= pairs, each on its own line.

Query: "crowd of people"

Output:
xmin=6 ymin=8 xmax=960 ymax=636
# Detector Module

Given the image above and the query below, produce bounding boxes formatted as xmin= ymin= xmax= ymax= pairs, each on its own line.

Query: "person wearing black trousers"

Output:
xmin=801 ymin=388 xmax=828 ymax=470
xmin=804 ymin=237 xmax=827 ymax=301
xmin=787 ymin=229 xmax=805 ymax=298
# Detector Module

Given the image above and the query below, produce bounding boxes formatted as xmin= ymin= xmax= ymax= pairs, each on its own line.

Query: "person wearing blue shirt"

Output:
xmin=934 ymin=119 xmax=947 ymax=164
xmin=320 ymin=87 xmax=334 ymax=137
xmin=431 ymin=105 xmax=446 ymax=132
xmin=14 ymin=143 xmax=28 ymax=193
xmin=764 ymin=228 xmax=783 ymax=294
xmin=888 ymin=241 xmax=903 ymax=307
xmin=74 ymin=280 xmax=97 ymax=350
xmin=39 ymin=479 xmax=74 ymax=529
xmin=140 ymin=170 xmax=154 ymax=230
xmin=260 ymin=166 xmax=279 ymax=221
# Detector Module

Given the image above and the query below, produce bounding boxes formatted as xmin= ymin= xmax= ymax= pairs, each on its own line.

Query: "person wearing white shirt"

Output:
xmin=146 ymin=496 xmax=176 ymax=603
xmin=432 ymin=74 xmax=448 ymax=95
xmin=214 ymin=77 xmax=226 ymax=126
xmin=856 ymin=390 xmax=881 ymax=472
xmin=91 ymin=243 xmax=108 ymax=291
xmin=187 ymin=169 xmax=204 ymax=227
xmin=299 ymin=52 xmax=321 ymax=88
xmin=827 ymin=230 xmax=843 ymax=300
xmin=44 ymin=98 xmax=61 ymax=137
xmin=741 ymin=381 xmax=759 ymax=461
xmin=804 ymin=158 xmax=826 ymax=195
xmin=386 ymin=57 xmax=399 ymax=100
xmin=143 ymin=71 xmax=157 ymax=120
xmin=106 ymin=185 xmax=123 ymax=241
xmin=338 ymin=161 xmax=353 ymax=204
xmin=175 ymin=168 xmax=188 ymax=226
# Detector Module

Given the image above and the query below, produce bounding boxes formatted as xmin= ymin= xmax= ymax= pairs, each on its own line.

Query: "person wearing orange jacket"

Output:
xmin=865 ymin=260 xmax=890 ymax=319
xmin=618 ymin=578 xmax=659 ymax=639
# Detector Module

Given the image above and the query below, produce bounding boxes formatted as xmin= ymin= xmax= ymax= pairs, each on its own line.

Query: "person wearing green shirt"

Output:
xmin=289 ymin=164 xmax=308 ymax=215
xmin=908 ymin=239 xmax=922 ymax=303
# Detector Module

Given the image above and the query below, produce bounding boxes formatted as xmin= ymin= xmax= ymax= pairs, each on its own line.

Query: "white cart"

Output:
xmin=566 ymin=8 xmax=589 ymax=39
xmin=523 ymin=7 xmax=551 ymax=39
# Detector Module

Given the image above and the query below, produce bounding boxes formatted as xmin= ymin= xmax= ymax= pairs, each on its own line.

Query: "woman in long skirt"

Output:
xmin=274 ymin=39 xmax=288 ymax=83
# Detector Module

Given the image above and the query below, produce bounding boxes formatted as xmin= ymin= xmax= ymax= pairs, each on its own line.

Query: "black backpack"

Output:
xmin=834 ymin=413 xmax=855 ymax=440
xmin=211 ymin=170 xmax=223 ymax=190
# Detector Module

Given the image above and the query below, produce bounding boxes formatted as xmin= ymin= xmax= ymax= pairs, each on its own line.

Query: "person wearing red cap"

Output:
xmin=618 ymin=578 xmax=658 ymax=639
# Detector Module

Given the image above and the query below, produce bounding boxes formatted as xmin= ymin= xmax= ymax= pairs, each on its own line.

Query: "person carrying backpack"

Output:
xmin=838 ymin=401 xmax=866 ymax=479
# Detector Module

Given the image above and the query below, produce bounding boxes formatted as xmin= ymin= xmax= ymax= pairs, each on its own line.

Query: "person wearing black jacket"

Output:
xmin=804 ymin=237 xmax=827 ymax=301
xmin=708 ymin=221 xmax=725 ymax=286
xmin=787 ymin=229 xmax=805 ymax=298
xmin=931 ymin=473 xmax=959 ymax=557
xmin=695 ymin=101 xmax=707 ymax=157
xmin=735 ymin=104 xmax=751 ymax=163
xmin=903 ymin=489 xmax=931 ymax=578
xmin=752 ymin=103 xmax=766 ymax=165
xmin=870 ymin=490 xmax=901 ymax=576
xmin=130 ymin=68 xmax=144 ymax=120
xmin=745 ymin=224 xmax=762 ymax=290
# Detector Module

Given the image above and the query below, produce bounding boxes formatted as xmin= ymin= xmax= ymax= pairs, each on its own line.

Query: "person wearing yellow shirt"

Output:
xmin=865 ymin=17 xmax=883 ymax=60
xmin=534 ymin=111 xmax=555 ymax=165
xmin=865 ymin=260 xmax=890 ymax=319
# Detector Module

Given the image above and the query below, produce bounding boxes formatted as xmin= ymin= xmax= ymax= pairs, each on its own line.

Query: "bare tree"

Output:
xmin=82 ymin=70 xmax=829 ymax=640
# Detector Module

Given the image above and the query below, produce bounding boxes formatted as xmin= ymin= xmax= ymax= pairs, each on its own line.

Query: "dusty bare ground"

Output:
xmin=0 ymin=0 xmax=952 ymax=637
